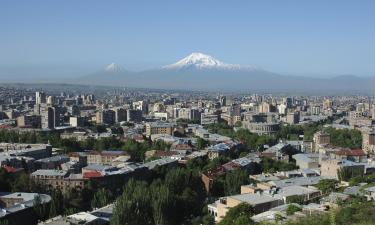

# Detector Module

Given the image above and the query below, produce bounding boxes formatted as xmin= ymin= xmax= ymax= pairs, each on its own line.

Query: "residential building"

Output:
xmin=145 ymin=122 xmax=174 ymax=137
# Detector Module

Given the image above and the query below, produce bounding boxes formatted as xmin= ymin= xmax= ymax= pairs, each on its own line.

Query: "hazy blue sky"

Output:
xmin=1 ymin=0 xmax=374 ymax=77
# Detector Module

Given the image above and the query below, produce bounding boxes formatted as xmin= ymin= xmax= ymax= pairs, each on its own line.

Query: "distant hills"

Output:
xmin=76 ymin=52 xmax=375 ymax=93
xmin=0 ymin=52 xmax=373 ymax=94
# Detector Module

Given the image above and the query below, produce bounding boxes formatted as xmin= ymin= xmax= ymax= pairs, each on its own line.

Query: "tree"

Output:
xmin=196 ymin=137 xmax=209 ymax=150
xmin=224 ymin=170 xmax=249 ymax=195
xmin=151 ymin=184 xmax=175 ymax=225
xmin=315 ymin=179 xmax=338 ymax=195
xmin=234 ymin=121 xmax=242 ymax=127
xmin=218 ymin=203 xmax=255 ymax=225
xmin=91 ymin=188 xmax=112 ymax=209
xmin=338 ymin=167 xmax=364 ymax=182
xmin=286 ymin=204 xmax=302 ymax=215
xmin=110 ymin=180 xmax=153 ymax=225
xmin=0 ymin=168 xmax=11 ymax=192
xmin=33 ymin=194 xmax=48 ymax=221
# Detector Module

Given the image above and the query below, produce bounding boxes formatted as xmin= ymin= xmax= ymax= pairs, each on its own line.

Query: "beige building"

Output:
xmin=16 ymin=115 xmax=41 ymax=128
xmin=320 ymin=159 xmax=365 ymax=179
xmin=362 ymin=129 xmax=375 ymax=154
xmin=208 ymin=193 xmax=283 ymax=222
xmin=145 ymin=122 xmax=173 ymax=137
xmin=86 ymin=151 xmax=130 ymax=166
xmin=31 ymin=170 xmax=85 ymax=193
xmin=313 ymin=131 xmax=331 ymax=151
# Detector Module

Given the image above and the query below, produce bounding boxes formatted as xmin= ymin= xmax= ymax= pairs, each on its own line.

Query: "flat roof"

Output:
xmin=229 ymin=193 xmax=280 ymax=205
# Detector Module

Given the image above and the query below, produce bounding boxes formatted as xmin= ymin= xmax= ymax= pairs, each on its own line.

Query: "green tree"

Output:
xmin=91 ymin=188 xmax=112 ymax=209
xmin=218 ymin=203 xmax=255 ymax=225
xmin=196 ymin=137 xmax=209 ymax=150
xmin=315 ymin=179 xmax=338 ymax=195
xmin=286 ymin=204 xmax=302 ymax=215
xmin=224 ymin=169 xmax=249 ymax=195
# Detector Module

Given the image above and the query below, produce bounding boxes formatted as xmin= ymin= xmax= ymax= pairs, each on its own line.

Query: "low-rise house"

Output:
xmin=143 ymin=158 xmax=178 ymax=170
xmin=327 ymin=148 xmax=367 ymax=163
xmin=34 ymin=155 xmax=70 ymax=170
xmin=208 ymin=193 xmax=283 ymax=222
xmin=0 ymin=192 xmax=51 ymax=225
xmin=86 ymin=151 xmax=130 ymax=166
xmin=206 ymin=143 xmax=231 ymax=159
xmin=320 ymin=159 xmax=365 ymax=179
xmin=363 ymin=186 xmax=375 ymax=201
xmin=201 ymin=167 xmax=226 ymax=193
xmin=293 ymin=153 xmax=320 ymax=169
xmin=39 ymin=204 xmax=113 ymax=225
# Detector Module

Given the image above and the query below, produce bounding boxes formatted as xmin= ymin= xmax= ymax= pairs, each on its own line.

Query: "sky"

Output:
xmin=0 ymin=0 xmax=374 ymax=78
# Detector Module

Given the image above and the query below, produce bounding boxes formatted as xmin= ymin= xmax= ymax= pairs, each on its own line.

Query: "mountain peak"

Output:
xmin=163 ymin=52 xmax=259 ymax=71
xmin=105 ymin=63 xmax=123 ymax=72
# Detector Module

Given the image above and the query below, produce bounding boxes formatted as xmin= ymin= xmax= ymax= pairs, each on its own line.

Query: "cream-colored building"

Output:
xmin=362 ymin=129 xmax=375 ymax=154
xmin=313 ymin=131 xmax=330 ymax=152
xmin=208 ymin=193 xmax=283 ymax=222
xmin=145 ymin=122 xmax=173 ymax=137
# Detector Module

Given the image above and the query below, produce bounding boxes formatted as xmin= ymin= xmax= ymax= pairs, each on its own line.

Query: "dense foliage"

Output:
xmin=314 ymin=179 xmax=338 ymax=195
xmin=324 ymin=127 xmax=362 ymax=149
xmin=218 ymin=203 xmax=256 ymax=225
xmin=110 ymin=168 xmax=209 ymax=225
xmin=260 ymin=158 xmax=298 ymax=173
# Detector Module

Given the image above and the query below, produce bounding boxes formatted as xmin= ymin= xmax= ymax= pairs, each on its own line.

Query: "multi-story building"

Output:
xmin=96 ymin=109 xmax=116 ymax=125
xmin=363 ymin=129 xmax=375 ymax=154
xmin=145 ymin=122 xmax=174 ymax=137
xmin=35 ymin=91 xmax=46 ymax=105
xmin=286 ymin=111 xmax=300 ymax=124
xmin=127 ymin=109 xmax=142 ymax=122
xmin=86 ymin=151 xmax=130 ymax=166
xmin=201 ymin=113 xmax=218 ymax=125
xmin=16 ymin=115 xmax=41 ymax=128
xmin=0 ymin=192 xmax=51 ymax=225
xmin=31 ymin=170 xmax=85 ymax=192
xmin=320 ymin=159 xmax=365 ymax=179
xmin=313 ymin=131 xmax=331 ymax=151
xmin=114 ymin=107 xmax=127 ymax=123
xmin=69 ymin=116 xmax=86 ymax=127
xmin=41 ymin=106 xmax=60 ymax=129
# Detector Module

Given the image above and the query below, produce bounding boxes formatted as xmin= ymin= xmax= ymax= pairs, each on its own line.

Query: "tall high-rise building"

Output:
xmin=323 ymin=99 xmax=333 ymax=109
xmin=114 ymin=108 xmax=127 ymax=123
xmin=219 ymin=96 xmax=226 ymax=106
xmin=41 ymin=106 xmax=59 ymax=129
xmin=127 ymin=109 xmax=142 ymax=123
xmin=96 ymin=109 xmax=116 ymax=125
xmin=47 ymin=96 xmax=54 ymax=105
xmin=35 ymin=91 xmax=46 ymax=105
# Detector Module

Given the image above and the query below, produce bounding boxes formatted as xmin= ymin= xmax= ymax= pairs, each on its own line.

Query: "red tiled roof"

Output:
xmin=349 ymin=149 xmax=366 ymax=156
xmin=83 ymin=171 xmax=102 ymax=178
xmin=203 ymin=167 xmax=226 ymax=179
xmin=334 ymin=148 xmax=366 ymax=156
xmin=2 ymin=166 xmax=24 ymax=173
xmin=222 ymin=161 xmax=242 ymax=171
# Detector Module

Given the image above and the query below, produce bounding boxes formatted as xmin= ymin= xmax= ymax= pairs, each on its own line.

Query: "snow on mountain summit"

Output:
xmin=105 ymin=63 xmax=123 ymax=72
xmin=163 ymin=52 xmax=259 ymax=71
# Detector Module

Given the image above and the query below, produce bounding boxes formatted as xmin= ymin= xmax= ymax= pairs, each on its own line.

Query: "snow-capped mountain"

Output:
xmin=163 ymin=52 xmax=259 ymax=70
xmin=74 ymin=54 xmax=375 ymax=93
xmin=105 ymin=63 xmax=124 ymax=72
